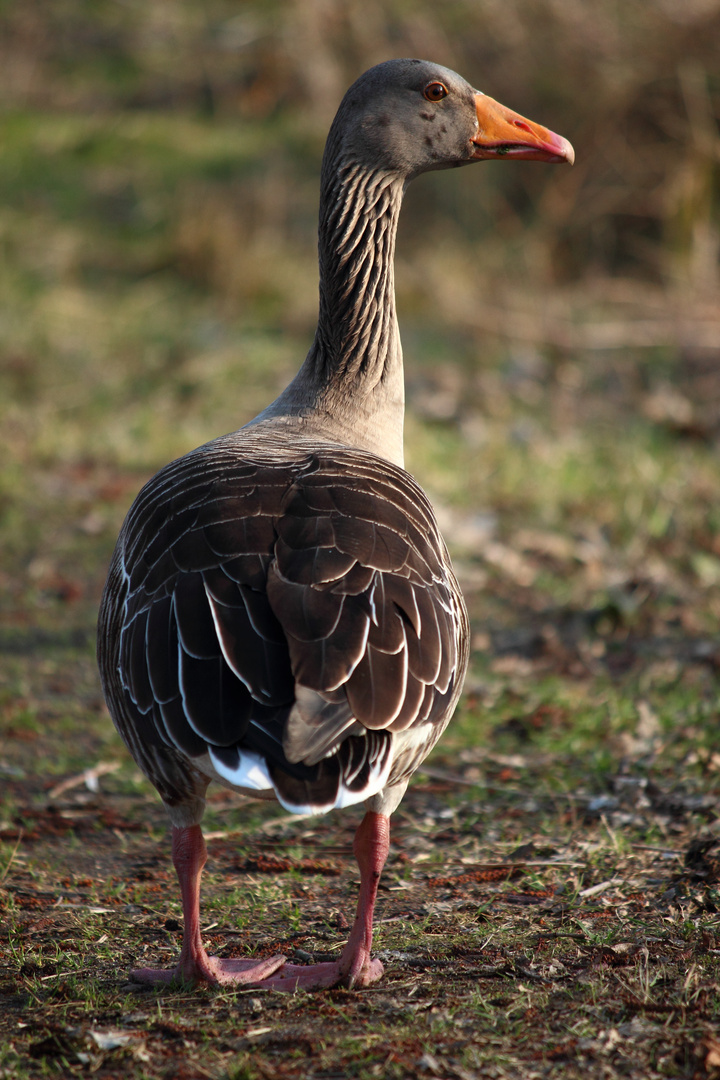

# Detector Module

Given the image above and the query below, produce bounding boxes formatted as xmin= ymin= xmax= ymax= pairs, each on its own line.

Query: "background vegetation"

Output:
xmin=1 ymin=2 xmax=719 ymax=1078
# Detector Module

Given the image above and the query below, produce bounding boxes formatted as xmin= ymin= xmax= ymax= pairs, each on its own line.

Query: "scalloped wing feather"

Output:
xmin=100 ymin=438 xmax=468 ymax=814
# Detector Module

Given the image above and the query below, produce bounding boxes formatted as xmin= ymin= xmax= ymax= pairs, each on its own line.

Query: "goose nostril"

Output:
xmin=514 ymin=119 xmax=533 ymax=134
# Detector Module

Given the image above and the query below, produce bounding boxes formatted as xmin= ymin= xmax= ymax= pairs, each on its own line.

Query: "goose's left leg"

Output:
xmin=130 ymin=825 xmax=287 ymax=986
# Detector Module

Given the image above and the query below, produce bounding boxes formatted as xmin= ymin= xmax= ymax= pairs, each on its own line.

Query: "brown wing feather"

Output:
xmin=267 ymin=450 xmax=466 ymax=761
xmin=174 ymin=572 xmax=216 ymax=659
xmin=346 ymin=642 xmax=409 ymax=728
xmin=146 ymin=593 xmax=181 ymax=702
xmin=121 ymin=608 xmax=153 ymax=712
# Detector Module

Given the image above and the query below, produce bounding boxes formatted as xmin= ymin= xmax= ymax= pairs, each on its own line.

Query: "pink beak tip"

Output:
xmin=556 ymin=135 xmax=575 ymax=166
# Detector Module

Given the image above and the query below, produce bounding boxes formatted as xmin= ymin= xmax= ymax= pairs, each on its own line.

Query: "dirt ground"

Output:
xmin=2 ymin=561 xmax=720 ymax=1079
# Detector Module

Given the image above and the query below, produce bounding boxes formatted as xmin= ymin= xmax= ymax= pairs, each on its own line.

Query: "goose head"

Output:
xmin=326 ymin=58 xmax=574 ymax=180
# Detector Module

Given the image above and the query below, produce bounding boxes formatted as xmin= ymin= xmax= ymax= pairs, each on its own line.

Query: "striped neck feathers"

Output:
xmin=248 ymin=154 xmax=407 ymax=464
xmin=312 ymin=158 xmax=405 ymax=398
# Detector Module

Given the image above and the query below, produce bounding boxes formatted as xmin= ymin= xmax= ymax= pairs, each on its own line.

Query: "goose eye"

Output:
xmin=423 ymin=81 xmax=448 ymax=102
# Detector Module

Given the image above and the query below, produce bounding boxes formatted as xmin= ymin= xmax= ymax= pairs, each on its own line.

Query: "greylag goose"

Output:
xmin=98 ymin=58 xmax=573 ymax=992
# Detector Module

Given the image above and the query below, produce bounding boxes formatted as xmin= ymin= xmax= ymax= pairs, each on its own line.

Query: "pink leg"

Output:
xmin=131 ymin=825 xmax=287 ymax=987
xmin=338 ymin=810 xmax=389 ymax=986
xmin=255 ymin=811 xmax=390 ymax=992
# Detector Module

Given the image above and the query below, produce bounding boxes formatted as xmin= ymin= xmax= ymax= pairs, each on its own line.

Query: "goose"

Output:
xmin=98 ymin=58 xmax=573 ymax=992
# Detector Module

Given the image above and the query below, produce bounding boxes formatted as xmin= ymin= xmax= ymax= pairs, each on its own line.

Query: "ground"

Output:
xmin=2 ymin=493 xmax=720 ymax=1078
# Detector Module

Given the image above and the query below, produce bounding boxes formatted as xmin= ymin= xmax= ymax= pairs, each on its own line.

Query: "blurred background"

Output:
xmin=0 ymin=0 xmax=719 ymax=650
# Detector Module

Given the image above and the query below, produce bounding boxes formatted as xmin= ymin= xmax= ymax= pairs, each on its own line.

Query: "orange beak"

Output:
xmin=471 ymin=93 xmax=574 ymax=164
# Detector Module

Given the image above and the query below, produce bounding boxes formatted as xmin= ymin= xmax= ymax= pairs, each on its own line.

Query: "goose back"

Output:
xmin=98 ymin=429 xmax=469 ymax=817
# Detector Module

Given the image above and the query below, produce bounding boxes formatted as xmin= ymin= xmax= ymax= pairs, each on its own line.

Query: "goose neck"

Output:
xmin=247 ymin=160 xmax=407 ymax=466
xmin=314 ymin=161 xmax=404 ymax=393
